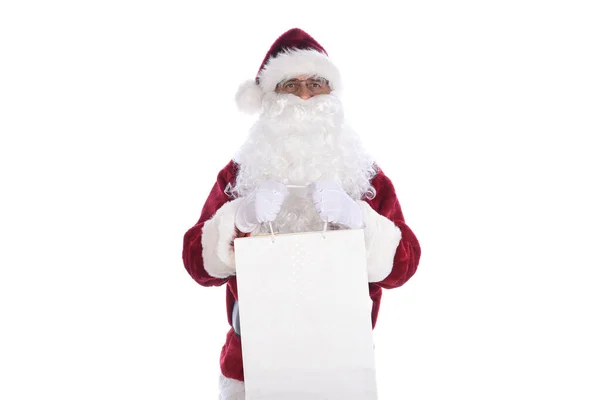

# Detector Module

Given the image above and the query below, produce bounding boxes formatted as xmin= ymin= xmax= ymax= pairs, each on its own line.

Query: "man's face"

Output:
xmin=274 ymin=75 xmax=332 ymax=99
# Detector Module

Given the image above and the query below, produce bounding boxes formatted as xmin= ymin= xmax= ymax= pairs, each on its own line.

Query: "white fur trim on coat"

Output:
xmin=258 ymin=48 xmax=342 ymax=93
xmin=359 ymin=201 xmax=402 ymax=283
xmin=201 ymin=199 xmax=243 ymax=278
xmin=219 ymin=373 xmax=245 ymax=400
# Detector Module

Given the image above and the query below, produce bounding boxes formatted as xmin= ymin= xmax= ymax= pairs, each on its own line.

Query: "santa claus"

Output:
xmin=182 ymin=28 xmax=421 ymax=399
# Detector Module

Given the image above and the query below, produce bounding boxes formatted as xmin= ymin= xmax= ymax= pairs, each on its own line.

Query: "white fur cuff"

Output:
xmin=201 ymin=198 xmax=243 ymax=278
xmin=219 ymin=373 xmax=245 ymax=399
xmin=359 ymin=201 xmax=402 ymax=283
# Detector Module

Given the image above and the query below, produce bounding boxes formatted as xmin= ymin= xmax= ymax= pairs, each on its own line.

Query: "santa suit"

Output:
xmin=182 ymin=159 xmax=421 ymax=382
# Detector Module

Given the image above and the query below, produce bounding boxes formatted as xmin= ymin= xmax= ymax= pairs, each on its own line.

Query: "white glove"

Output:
xmin=308 ymin=181 xmax=364 ymax=229
xmin=235 ymin=180 xmax=289 ymax=233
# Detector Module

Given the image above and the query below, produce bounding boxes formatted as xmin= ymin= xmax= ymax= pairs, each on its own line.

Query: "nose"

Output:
xmin=297 ymin=84 xmax=313 ymax=100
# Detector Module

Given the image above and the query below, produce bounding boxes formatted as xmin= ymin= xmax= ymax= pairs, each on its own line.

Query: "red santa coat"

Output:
xmin=182 ymin=160 xmax=421 ymax=381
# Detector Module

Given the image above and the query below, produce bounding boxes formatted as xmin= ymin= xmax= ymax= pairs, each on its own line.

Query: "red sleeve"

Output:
xmin=182 ymin=161 xmax=238 ymax=287
xmin=366 ymin=168 xmax=421 ymax=289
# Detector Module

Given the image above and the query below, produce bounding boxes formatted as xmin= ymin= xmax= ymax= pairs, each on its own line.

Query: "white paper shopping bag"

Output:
xmin=234 ymin=229 xmax=378 ymax=400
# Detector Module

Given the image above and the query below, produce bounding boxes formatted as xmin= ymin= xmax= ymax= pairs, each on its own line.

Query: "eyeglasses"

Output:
xmin=276 ymin=77 xmax=331 ymax=95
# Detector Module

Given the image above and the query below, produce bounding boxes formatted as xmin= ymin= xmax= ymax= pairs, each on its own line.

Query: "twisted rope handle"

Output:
xmin=265 ymin=183 xmax=328 ymax=243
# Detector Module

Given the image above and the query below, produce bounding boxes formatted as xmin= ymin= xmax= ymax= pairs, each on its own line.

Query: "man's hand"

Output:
xmin=235 ymin=181 xmax=289 ymax=233
xmin=308 ymin=181 xmax=364 ymax=229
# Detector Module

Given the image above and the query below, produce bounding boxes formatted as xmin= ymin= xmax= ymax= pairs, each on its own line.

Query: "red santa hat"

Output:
xmin=235 ymin=28 xmax=342 ymax=114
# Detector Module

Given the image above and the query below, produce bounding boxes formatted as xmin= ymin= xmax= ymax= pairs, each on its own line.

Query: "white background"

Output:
xmin=1 ymin=0 xmax=599 ymax=399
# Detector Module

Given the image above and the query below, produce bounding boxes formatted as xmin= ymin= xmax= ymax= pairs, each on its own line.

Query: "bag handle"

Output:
xmin=264 ymin=183 xmax=328 ymax=242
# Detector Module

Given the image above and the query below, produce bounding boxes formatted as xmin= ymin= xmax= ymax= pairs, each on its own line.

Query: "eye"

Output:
xmin=284 ymin=83 xmax=297 ymax=90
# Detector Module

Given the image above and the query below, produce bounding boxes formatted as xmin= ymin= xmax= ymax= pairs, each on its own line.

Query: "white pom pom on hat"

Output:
xmin=235 ymin=79 xmax=263 ymax=114
xmin=235 ymin=28 xmax=342 ymax=114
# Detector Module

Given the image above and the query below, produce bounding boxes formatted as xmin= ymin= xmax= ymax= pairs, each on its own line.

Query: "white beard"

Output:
xmin=231 ymin=92 xmax=377 ymax=234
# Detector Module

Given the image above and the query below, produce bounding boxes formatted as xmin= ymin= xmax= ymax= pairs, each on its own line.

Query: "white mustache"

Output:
xmin=261 ymin=92 xmax=344 ymax=123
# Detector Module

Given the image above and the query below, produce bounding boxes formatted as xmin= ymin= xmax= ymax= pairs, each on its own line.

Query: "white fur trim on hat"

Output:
xmin=235 ymin=79 xmax=263 ymax=114
xmin=258 ymin=48 xmax=342 ymax=93
xmin=359 ymin=200 xmax=402 ymax=283
xmin=201 ymin=198 xmax=243 ymax=278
